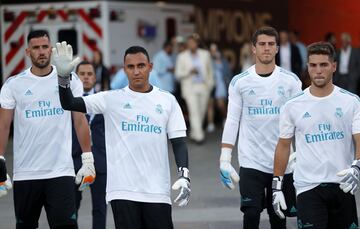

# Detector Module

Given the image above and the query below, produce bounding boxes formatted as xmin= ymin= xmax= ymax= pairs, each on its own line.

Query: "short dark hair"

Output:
xmin=75 ymin=60 xmax=94 ymax=74
xmin=124 ymin=46 xmax=150 ymax=62
xmin=251 ymin=26 xmax=279 ymax=46
xmin=307 ymin=41 xmax=336 ymax=62
xmin=163 ymin=40 xmax=172 ymax=49
xmin=27 ymin=30 xmax=50 ymax=43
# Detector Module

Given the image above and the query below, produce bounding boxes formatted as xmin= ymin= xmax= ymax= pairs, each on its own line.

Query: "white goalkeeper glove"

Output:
xmin=272 ymin=176 xmax=287 ymax=219
xmin=0 ymin=156 xmax=12 ymax=198
xmin=52 ymin=41 xmax=81 ymax=88
xmin=219 ymin=148 xmax=239 ymax=190
xmin=75 ymin=152 xmax=96 ymax=191
xmin=337 ymin=159 xmax=360 ymax=195
xmin=172 ymin=167 xmax=191 ymax=207
xmin=288 ymin=152 xmax=296 ymax=172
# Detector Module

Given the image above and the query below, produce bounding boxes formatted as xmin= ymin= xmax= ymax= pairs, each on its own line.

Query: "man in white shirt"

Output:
xmin=0 ymin=30 xmax=95 ymax=229
xmin=273 ymin=41 xmax=360 ymax=228
xmin=219 ymin=27 xmax=302 ymax=229
xmin=175 ymin=34 xmax=214 ymax=143
xmin=276 ymin=30 xmax=303 ymax=78
xmin=53 ymin=44 xmax=191 ymax=229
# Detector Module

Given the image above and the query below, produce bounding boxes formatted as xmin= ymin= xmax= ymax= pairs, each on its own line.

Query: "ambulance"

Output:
xmin=0 ymin=1 xmax=195 ymax=82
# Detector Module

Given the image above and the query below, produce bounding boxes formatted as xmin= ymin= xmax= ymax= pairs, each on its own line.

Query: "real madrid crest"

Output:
xmin=335 ymin=107 xmax=343 ymax=118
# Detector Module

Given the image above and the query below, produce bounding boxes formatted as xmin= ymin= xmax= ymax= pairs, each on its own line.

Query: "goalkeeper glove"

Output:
xmin=52 ymin=41 xmax=81 ymax=88
xmin=0 ymin=156 xmax=12 ymax=198
xmin=172 ymin=167 xmax=191 ymax=207
xmin=75 ymin=152 xmax=96 ymax=191
xmin=337 ymin=159 xmax=360 ymax=195
xmin=272 ymin=176 xmax=287 ymax=219
xmin=287 ymin=152 xmax=296 ymax=172
xmin=219 ymin=148 xmax=239 ymax=190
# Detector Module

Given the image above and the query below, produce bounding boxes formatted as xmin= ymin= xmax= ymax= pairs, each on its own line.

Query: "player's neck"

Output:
xmin=30 ymin=65 xmax=52 ymax=77
xmin=309 ymin=83 xmax=334 ymax=97
xmin=129 ymin=84 xmax=152 ymax=93
xmin=255 ymin=63 xmax=275 ymax=75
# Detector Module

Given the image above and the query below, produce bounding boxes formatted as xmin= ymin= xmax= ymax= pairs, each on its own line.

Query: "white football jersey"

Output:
xmin=279 ymin=86 xmax=360 ymax=195
xmin=83 ymin=86 xmax=187 ymax=204
xmin=0 ymin=66 xmax=83 ymax=180
xmin=222 ymin=65 xmax=302 ymax=173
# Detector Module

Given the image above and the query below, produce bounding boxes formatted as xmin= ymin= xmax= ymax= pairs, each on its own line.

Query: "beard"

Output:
xmin=31 ymin=56 xmax=50 ymax=69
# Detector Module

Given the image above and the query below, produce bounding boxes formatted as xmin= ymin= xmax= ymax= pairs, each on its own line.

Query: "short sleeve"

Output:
xmin=70 ymin=72 xmax=84 ymax=97
xmin=279 ymin=102 xmax=295 ymax=139
xmin=167 ymin=96 xmax=187 ymax=139
xmin=83 ymin=91 xmax=107 ymax=115
xmin=291 ymin=77 xmax=303 ymax=96
xmin=0 ymin=79 xmax=16 ymax=109
xmin=352 ymin=97 xmax=360 ymax=134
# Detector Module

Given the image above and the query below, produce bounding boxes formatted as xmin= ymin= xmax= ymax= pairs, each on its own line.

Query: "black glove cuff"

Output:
xmin=0 ymin=157 xmax=7 ymax=182
xmin=351 ymin=160 xmax=360 ymax=173
xmin=272 ymin=176 xmax=283 ymax=191
xmin=178 ymin=167 xmax=190 ymax=182
xmin=58 ymin=75 xmax=71 ymax=88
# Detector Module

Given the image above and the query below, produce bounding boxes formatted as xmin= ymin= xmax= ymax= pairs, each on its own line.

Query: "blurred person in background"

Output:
xmin=175 ymin=34 xmax=214 ymax=144
xmin=153 ymin=40 xmax=176 ymax=94
xmin=240 ymin=42 xmax=255 ymax=72
xmin=73 ymin=61 xmax=107 ymax=229
xmin=276 ymin=30 xmax=303 ymax=77
xmin=206 ymin=43 xmax=228 ymax=133
xmin=289 ymin=30 xmax=307 ymax=72
xmin=92 ymin=50 xmax=110 ymax=91
xmin=333 ymin=32 xmax=360 ymax=94
xmin=324 ymin=32 xmax=337 ymax=50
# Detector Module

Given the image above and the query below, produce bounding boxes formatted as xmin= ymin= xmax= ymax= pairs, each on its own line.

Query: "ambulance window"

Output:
xmin=58 ymin=29 xmax=78 ymax=55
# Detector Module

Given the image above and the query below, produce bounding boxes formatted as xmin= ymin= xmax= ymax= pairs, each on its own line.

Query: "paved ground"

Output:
xmin=0 ymin=128 xmax=358 ymax=228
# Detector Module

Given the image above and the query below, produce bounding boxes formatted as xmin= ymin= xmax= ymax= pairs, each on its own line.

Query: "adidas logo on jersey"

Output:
xmin=25 ymin=89 xmax=33 ymax=96
xmin=123 ymin=103 xmax=132 ymax=109
xmin=290 ymin=206 xmax=297 ymax=213
xmin=303 ymin=112 xmax=311 ymax=118
xmin=248 ymin=89 xmax=256 ymax=95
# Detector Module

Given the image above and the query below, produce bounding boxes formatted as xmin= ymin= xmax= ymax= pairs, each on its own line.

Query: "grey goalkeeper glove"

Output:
xmin=272 ymin=176 xmax=287 ymax=219
xmin=52 ymin=41 xmax=81 ymax=88
xmin=337 ymin=159 xmax=360 ymax=195
xmin=172 ymin=167 xmax=190 ymax=207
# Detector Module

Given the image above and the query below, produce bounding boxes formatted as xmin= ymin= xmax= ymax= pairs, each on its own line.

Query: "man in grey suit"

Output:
xmin=334 ymin=32 xmax=360 ymax=94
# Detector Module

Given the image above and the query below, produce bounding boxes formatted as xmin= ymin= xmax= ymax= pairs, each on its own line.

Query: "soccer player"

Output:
xmin=219 ymin=26 xmax=302 ymax=229
xmin=272 ymin=41 xmax=360 ymax=229
xmin=0 ymin=30 xmax=95 ymax=229
xmin=72 ymin=61 xmax=107 ymax=229
xmin=53 ymin=43 xmax=191 ymax=229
